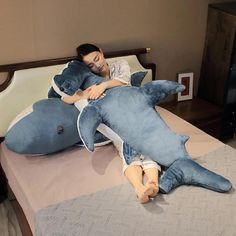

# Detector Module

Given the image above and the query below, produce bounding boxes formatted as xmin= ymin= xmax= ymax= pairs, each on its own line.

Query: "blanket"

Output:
xmin=35 ymin=145 xmax=235 ymax=236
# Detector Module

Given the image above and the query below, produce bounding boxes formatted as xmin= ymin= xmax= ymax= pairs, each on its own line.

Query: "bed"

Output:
xmin=0 ymin=48 xmax=235 ymax=236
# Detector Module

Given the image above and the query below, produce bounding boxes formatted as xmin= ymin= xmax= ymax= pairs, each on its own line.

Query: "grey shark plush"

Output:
xmin=78 ymin=80 xmax=189 ymax=167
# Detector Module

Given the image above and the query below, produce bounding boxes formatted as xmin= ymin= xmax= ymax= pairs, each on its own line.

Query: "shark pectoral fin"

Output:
xmin=179 ymin=134 xmax=190 ymax=144
xmin=181 ymin=134 xmax=190 ymax=144
xmin=77 ymin=105 xmax=102 ymax=152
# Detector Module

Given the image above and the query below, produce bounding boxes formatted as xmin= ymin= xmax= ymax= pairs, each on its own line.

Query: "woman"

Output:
xmin=63 ymin=43 xmax=160 ymax=203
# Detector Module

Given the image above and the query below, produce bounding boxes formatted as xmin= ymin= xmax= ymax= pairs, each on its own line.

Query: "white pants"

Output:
xmin=122 ymin=153 xmax=161 ymax=173
xmin=112 ymin=139 xmax=161 ymax=173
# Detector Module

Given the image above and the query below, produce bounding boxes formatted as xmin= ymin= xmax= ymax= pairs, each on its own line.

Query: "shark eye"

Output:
xmin=57 ymin=126 xmax=64 ymax=134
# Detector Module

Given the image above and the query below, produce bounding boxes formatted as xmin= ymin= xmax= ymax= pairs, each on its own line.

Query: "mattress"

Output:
xmin=0 ymin=107 xmax=225 ymax=235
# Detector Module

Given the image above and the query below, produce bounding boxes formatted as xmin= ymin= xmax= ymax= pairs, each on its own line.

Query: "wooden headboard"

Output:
xmin=0 ymin=48 xmax=156 ymax=142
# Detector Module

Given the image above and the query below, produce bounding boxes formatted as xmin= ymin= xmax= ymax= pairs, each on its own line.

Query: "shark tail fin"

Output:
xmin=77 ymin=105 xmax=102 ymax=152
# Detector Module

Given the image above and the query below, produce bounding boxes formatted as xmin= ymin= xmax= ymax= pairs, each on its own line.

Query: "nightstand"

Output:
xmin=160 ymin=98 xmax=224 ymax=139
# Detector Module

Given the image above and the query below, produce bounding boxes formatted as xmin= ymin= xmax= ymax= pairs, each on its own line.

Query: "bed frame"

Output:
xmin=0 ymin=48 xmax=156 ymax=236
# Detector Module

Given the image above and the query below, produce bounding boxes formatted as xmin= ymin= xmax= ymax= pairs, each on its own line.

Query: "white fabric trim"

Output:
xmin=7 ymin=105 xmax=33 ymax=131
xmin=74 ymin=99 xmax=89 ymax=111
xmin=77 ymin=113 xmax=121 ymax=152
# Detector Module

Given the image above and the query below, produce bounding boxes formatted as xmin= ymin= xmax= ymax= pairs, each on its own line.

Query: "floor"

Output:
xmin=0 ymin=138 xmax=236 ymax=236
xmin=0 ymin=199 xmax=22 ymax=236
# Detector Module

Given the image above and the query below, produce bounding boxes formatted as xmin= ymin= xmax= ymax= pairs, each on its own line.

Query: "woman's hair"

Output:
xmin=76 ymin=43 xmax=100 ymax=61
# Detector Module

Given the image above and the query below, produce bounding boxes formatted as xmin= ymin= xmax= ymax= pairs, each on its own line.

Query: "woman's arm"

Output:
xmin=62 ymin=90 xmax=89 ymax=104
xmin=87 ymin=80 xmax=126 ymax=100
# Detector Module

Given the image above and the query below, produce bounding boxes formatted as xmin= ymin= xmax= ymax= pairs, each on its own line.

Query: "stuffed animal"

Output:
xmin=5 ymin=98 xmax=110 ymax=155
xmin=78 ymin=80 xmax=188 ymax=167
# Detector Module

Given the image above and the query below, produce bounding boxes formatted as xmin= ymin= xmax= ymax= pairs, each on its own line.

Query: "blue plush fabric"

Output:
xmin=159 ymin=158 xmax=232 ymax=194
xmin=52 ymin=60 xmax=91 ymax=95
xmin=78 ymin=80 xmax=188 ymax=167
xmin=5 ymin=99 xmax=109 ymax=155
xmin=130 ymin=71 xmax=148 ymax=87
xmin=49 ymin=60 xmax=104 ymax=98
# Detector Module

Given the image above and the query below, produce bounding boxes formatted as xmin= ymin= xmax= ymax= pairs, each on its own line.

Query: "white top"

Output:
xmin=107 ymin=59 xmax=131 ymax=85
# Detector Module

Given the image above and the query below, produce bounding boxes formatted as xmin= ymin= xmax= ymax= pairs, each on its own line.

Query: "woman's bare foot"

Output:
xmin=146 ymin=180 xmax=159 ymax=198
xmin=135 ymin=185 xmax=153 ymax=203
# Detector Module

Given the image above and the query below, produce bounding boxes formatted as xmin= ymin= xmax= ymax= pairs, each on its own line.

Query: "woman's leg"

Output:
xmin=124 ymin=165 xmax=153 ymax=203
xmin=159 ymin=158 xmax=232 ymax=194
xmin=143 ymin=168 xmax=159 ymax=197
xmin=141 ymin=155 xmax=161 ymax=197
xmin=117 ymin=141 xmax=153 ymax=203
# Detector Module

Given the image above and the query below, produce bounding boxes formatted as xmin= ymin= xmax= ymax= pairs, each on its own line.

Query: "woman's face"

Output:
xmin=83 ymin=50 xmax=109 ymax=75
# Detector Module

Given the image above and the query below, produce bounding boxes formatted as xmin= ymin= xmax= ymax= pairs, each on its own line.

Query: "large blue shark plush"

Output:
xmin=78 ymin=80 xmax=188 ymax=167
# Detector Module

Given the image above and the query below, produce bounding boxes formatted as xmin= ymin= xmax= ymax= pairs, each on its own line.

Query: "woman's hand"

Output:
xmin=62 ymin=90 xmax=89 ymax=104
xmin=80 ymin=89 xmax=90 ymax=99
xmin=86 ymin=79 xmax=125 ymax=100
xmin=87 ymin=84 xmax=106 ymax=100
